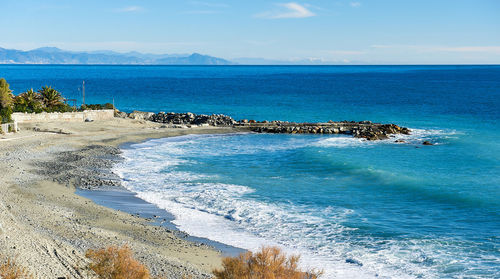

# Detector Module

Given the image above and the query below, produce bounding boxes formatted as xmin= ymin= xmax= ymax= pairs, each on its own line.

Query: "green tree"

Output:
xmin=14 ymin=88 xmax=43 ymax=113
xmin=0 ymin=78 xmax=14 ymax=123
xmin=39 ymin=86 xmax=63 ymax=109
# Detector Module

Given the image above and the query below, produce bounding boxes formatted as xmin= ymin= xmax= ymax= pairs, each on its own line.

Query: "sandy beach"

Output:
xmin=0 ymin=118 xmax=240 ymax=278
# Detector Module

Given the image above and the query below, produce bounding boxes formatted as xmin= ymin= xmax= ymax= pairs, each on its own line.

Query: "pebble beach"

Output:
xmin=0 ymin=117 xmax=237 ymax=278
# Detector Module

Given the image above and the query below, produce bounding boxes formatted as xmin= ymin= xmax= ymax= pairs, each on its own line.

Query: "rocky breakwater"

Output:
xmin=237 ymin=120 xmax=411 ymax=140
xmin=150 ymin=112 xmax=236 ymax=126
xmin=116 ymin=110 xmax=411 ymax=140
xmin=118 ymin=110 xmax=236 ymax=127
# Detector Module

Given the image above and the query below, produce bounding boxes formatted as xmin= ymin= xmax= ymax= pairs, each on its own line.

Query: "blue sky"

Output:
xmin=1 ymin=0 xmax=499 ymax=63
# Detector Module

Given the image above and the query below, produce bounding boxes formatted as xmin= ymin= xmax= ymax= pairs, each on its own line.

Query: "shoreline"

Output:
xmin=76 ymin=188 xmax=246 ymax=258
xmin=0 ymin=118 xmax=242 ymax=278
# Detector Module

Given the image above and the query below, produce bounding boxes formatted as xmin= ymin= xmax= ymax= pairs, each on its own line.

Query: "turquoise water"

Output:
xmin=2 ymin=65 xmax=499 ymax=278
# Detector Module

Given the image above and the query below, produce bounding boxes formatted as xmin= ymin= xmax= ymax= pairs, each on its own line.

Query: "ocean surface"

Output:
xmin=2 ymin=65 xmax=499 ymax=278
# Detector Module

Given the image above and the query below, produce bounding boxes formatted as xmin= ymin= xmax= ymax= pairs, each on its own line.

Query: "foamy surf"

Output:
xmin=314 ymin=128 xmax=459 ymax=148
xmin=113 ymin=131 xmax=497 ymax=279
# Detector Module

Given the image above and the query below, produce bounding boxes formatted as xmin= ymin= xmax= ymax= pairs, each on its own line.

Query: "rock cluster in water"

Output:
xmin=241 ymin=120 xmax=410 ymax=140
xmin=116 ymin=110 xmax=411 ymax=140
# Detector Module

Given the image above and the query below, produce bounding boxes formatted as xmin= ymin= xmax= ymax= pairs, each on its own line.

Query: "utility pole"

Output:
xmin=82 ymin=80 xmax=85 ymax=106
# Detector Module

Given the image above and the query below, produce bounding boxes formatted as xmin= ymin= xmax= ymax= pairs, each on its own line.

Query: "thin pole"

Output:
xmin=82 ymin=80 xmax=85 ymax=106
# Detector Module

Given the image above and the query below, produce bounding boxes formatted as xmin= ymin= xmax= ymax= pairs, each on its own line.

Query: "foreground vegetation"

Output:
xmin=0 ymin=245 xmax=321 ymax=279
xmin=85 ymin=245 xmax=320 ymax=279
xmin=0 ymin=256 xmax=32 ymax=279
xmin=213 ymin=246 xmax=322 ymax=279
xmin=86 ymin=245 xmax=150 ymax=279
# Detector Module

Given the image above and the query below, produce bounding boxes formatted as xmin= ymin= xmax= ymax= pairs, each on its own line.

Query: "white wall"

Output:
xmin=11 ymin=110 xmax=114 ymax=123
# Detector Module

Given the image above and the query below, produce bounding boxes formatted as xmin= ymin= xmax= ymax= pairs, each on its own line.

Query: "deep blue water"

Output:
xmin=1 ymin=65 xmax=499 ymax=278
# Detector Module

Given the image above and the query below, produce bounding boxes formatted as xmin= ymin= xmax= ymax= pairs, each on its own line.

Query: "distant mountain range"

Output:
xmin=0 ymin=47 xmax=232 ymax=65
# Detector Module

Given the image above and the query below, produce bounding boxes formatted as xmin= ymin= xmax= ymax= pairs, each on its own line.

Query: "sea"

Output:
xmin=1 ymin=65 xmax=499 ymax=278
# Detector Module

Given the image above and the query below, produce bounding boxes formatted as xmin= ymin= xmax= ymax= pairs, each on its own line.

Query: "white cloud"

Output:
xmin=115 ymin=6 xmax=144 ymax=13
xmin=371 ymin=44 xmax=500 ymax=54
xmin=256 ymin=2 xmax=316 ymax=19
xmin=350 ymin=2 xmax=361 ymax=8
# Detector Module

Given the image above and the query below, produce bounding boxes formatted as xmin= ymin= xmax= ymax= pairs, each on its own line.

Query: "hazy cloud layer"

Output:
xmin=256 ymin=2 xmax=315 ymax=19
xmin=115 ymin=6 xmax=144 ymax=13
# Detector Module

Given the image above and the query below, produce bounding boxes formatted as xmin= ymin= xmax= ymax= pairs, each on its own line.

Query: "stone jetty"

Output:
xmin=117 ymin=111 xmax=410 ymax=140
xmin=149 ymin=111 xmax=236 ymax=126
xmin=236 ymin=120 xmax=410 ymax=140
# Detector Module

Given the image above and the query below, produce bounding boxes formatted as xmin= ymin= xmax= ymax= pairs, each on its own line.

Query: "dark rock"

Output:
xmin=346 ymin=258 xmax=363 ymax=266
xmin=423 ymin=141 xmax=434 ymax=145
xmin=149 ymin=112 xmax=236 ymax=126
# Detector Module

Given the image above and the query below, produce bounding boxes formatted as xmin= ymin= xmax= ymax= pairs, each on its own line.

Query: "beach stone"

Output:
xmin=346 ymin=258 xmax=363 ymax=266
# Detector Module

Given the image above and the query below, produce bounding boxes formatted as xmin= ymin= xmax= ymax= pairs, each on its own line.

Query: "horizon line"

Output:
xmin=0 ymin=63 xmax=499 ymax=66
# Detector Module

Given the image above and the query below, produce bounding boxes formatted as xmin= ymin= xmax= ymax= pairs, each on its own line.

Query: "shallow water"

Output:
xmin=2 ymin=65 xmax=499 ymax=278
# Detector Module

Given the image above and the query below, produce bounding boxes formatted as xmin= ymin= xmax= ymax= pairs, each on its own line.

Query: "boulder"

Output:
xmin=129 ymin=111 xmax=154 ymax=121
xmin=114 ymin=111 xmax=128 ymax=118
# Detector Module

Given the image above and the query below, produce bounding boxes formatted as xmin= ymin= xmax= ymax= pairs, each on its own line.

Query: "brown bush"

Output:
xmin=85 ymin=245 xmax=150 ymax=279
xmin=213 ymin=246 xmax=322 ymax=279
xmin=0 ymin=257 xmax=32 ymax=279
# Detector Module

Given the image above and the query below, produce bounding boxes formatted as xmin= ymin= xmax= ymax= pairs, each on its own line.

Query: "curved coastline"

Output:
xmin=0 ymin=117 xmax=242 ymax=278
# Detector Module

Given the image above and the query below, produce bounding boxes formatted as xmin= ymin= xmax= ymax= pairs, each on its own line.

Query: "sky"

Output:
xmin=1 ymin=0 xmax=499 ymax=64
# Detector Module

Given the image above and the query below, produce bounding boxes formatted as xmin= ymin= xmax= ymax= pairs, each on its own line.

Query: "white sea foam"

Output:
xmin=113 ymin=131 xmax=477 ymax=279
xmin=314 ymin=128 xmax=459 ymax=148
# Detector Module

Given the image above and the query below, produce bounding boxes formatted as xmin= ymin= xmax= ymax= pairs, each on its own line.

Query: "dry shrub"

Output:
xmin=0 ymin=257 xmax=32 ymax=279
xmin=213 ymin=246 xmax=322 ymax=279
xmin=85 ymin=245 xmax=150 ymax=279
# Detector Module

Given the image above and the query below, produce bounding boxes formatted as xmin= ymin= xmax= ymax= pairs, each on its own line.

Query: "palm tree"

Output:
xmin=39 ymin=86 xmax=63 ymax=109
xmin=16 ymin=88 xmax=43 ymax=112
xmin=22 ymin=88 xmax=41 ymax=104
